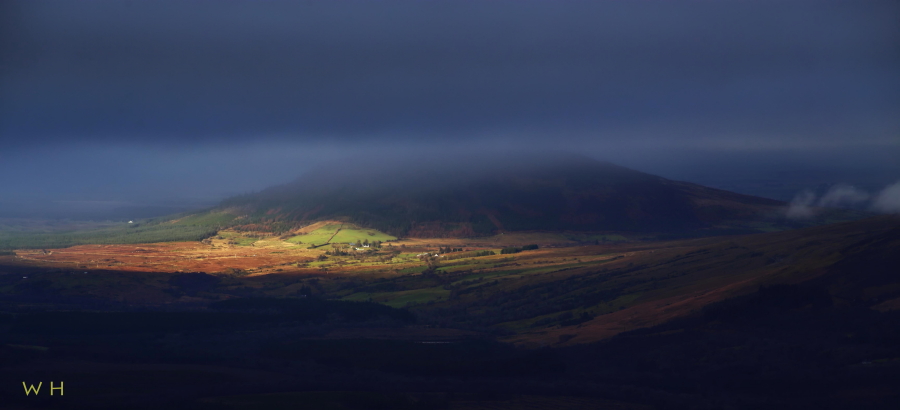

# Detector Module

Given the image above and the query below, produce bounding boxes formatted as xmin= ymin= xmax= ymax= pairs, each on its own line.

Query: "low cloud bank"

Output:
xmin=785 ymin=181 xmax=900 ymax=219
xmin=872 ymin=181 xmax=900 ymax=213
xmin=816 ymin=184 xmax=870 ymax=207
xmin=786 ymin=190 xmax=817 ymax=219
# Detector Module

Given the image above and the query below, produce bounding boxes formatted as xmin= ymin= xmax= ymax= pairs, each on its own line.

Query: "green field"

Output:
xmin=287 ymin=223 xmax=396 ymax=246
xmin=218 ymin=231 xmax=258 ymax=246
xmin=0 ymin=211 xmax=236 ymax=250
xmin=0 ymin=222 xmax=218 ymax=250
xmin=332 ymin=227 xmax=396 ymax=244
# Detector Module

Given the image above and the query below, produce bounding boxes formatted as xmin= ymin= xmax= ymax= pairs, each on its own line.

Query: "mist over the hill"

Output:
xmin=264 ymin=150 xmax=647 ymax=194
xmin=1 ymin=142 xmax=896 ymax=221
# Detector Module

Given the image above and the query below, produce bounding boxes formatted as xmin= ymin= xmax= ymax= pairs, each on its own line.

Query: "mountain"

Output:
xmin=220 ymin=152 xmax=794 ymax=237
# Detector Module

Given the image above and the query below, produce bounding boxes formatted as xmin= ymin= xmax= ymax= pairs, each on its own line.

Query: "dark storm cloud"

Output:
xmin=2 ymin=0 xmax=898 ymax=147
xmin=1 ymin=1 xmax=898 ymax=219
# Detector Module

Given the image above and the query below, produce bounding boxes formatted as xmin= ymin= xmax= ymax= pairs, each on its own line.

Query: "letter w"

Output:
xmin=23 ymin=381 xmax=42 ymax=395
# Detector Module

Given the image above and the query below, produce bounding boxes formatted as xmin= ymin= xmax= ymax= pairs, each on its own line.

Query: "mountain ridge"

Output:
xmin=218 ymin=152 xmax=793 ymax=237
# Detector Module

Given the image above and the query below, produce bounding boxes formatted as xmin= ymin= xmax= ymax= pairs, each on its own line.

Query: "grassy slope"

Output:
xmin=332 ymin=227 xmax=396 ymax=244
xmin=286 ymin=223 xmax=396 ymax=246
xmin=0 ymin=211 xmax=235 ymax=250
xmin=218 ymin=231 xmax=259 ymax=246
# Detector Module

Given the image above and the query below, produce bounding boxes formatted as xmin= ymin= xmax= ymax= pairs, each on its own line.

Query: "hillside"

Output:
xmin=1 ymin=216 xmax=897 ymax=409
xmin=504 ymin=214 xmax=900 ymax=346
xmin=220 ymin=152 xmax=797 ymax=237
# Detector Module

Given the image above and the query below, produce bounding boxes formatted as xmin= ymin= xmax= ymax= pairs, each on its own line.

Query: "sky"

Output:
xmin=1 ymin=1 xmax=898 ymax=219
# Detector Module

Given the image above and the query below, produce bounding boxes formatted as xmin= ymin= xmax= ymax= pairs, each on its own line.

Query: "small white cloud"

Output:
xmin=817 ymin=184 xmax=870 ymax=208
xmin=871 ymin=181 xmax=900 ymax=214
xmin=786 ymin=190 xmax=817 ymax=219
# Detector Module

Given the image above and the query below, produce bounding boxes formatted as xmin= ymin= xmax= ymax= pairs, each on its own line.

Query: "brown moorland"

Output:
xmin=2 ymin=215 xmax=897 ymax=346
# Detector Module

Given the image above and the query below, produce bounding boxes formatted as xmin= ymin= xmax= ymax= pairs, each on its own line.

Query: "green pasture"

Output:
xmin=218 ymin=232 xmax=258 ymax=246
xmin=286 ymin=224 xmax=396 ymax=246
xmin=0 ymin=211 xmax=236 ymax=250
xmin=0 ymin=223 xmax=219 ymax=250
xmin=331 ymin=227 xmax=396 ymax=244
xmin=398 ymin=265 xmax=429 ymax=274
xmin=285 ymin=224 xmax=342 ymax=244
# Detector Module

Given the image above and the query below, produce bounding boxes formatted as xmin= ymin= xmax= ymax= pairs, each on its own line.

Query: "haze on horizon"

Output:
xmin=1 ymin=1 xmax=898 ymax=220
